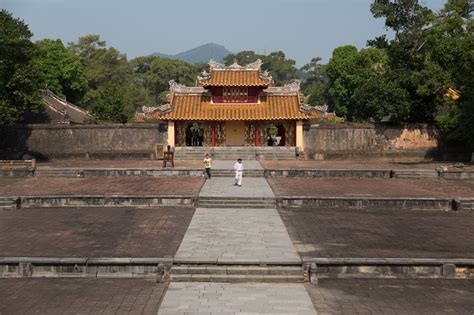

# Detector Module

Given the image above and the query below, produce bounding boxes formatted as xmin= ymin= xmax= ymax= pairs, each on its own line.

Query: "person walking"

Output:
xmin=234 ymin=158 xmax=243 ymax=187
xmin=203 ymin=154 xmax=212 ymax=179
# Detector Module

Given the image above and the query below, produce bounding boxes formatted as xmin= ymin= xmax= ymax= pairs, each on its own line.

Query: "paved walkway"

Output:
xmin=159 ymin=283 xmax=316 ymax=314
xmin=199 ymin=177 xmax=274 ymax=198
xmin=174 ymin=208 xmax=300 ymax=263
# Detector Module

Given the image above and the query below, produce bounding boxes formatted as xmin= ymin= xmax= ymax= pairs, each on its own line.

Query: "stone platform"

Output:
xmin=2 ymin=158 xmax=474 ymax=313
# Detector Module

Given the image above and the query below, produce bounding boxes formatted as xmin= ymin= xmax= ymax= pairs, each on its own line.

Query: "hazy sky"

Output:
xmin=2 ymin=0 xmax=446 ymax=66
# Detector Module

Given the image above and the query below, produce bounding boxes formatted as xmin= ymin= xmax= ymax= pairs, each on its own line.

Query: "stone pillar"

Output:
xmin=167 ymin=121 xmax=175 ymax=147
xmin=296 ymin=120 xmax=304 ymax=150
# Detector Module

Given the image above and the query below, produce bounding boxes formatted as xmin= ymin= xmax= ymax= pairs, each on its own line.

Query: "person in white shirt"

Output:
xmin=234 ymin=158 xmax=243 ymax=187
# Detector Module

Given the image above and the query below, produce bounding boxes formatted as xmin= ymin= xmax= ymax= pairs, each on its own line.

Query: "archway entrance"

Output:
xmin=267 ymin=123 xmax=286 ymax=146
xmin=185 ymin=123 xmax=204 ymax=146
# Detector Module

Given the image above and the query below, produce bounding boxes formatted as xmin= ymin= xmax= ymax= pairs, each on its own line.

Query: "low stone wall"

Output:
xmin=0 ymin=124 xmax=167 ymax=159
xmin=303 ymin=123 xmax=440 ymax=160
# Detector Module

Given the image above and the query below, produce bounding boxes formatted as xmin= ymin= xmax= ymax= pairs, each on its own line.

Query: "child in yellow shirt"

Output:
xmin=203 ymin=154 xmax=212 ymax=179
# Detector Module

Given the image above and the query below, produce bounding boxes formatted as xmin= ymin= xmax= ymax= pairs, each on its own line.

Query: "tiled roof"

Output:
xmin=154 ymin=94 xmax=314 ymax=121
xmin=199 ymin=70 xmax=271 ymax=87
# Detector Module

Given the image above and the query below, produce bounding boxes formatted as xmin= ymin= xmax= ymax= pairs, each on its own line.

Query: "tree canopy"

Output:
xmin=33 ymin=39 xmax=88 ymax=104
xmin=0 ymin=10 xmax=43 ymax=125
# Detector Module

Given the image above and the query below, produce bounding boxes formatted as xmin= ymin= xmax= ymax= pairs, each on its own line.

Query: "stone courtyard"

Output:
xmin=0 ymin=158 xmax=473 ymax=314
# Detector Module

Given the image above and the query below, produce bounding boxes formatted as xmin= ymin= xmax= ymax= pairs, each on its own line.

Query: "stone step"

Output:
xmin=170 ymin=265 xmax=304 ymax=283
xmin=0 ymin=197 xmax=18 ymax=209
xmin=173 ymin=147 xmax=297 ymax=160
xmin=198 ymin=200 xmax=276 ymax=205
xmin=211 ymin=170 xmax=264 ymax=177
xmin=34 ymin=169 xmax=83 ymax=177
xmin=197 ymin=203 xmax=276 ymax=209
xmin=391 ymin=170 xmax=440 ymax=178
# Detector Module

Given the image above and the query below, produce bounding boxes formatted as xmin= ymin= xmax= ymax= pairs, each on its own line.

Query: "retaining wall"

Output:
xmin=303 ymin=123 xmax=440 ymax=160
xmin=0 ymin=124 xmax=168 ymax=159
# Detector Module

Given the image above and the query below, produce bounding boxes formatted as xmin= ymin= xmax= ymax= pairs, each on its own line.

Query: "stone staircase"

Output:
xmin=197 ymin=197 xmax=276 ymax=208
xmin=174 ymin=147 xmax=297 ymax=160
xmin=211 ymin=169 xmax=264 ymax=177
xmin=170 ymin=264 xmax=305 ymax=283
xmin=0 ymin=197 xmax=19 ymax=209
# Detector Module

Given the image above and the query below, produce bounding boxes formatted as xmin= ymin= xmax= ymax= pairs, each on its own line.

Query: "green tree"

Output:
xmin=300 ymin=57 xmax=330 ymax=105
xmin=130 ymin=56 xmax=197 ymax=104
xmin=88 ymin=83 xmax=129 ymax=123
xmin=33 ymin=39 xmax=88 ymax=104
xmin=68 ymin=35 xmax=129 ymax=106
xmin=0 ymin=10 xmax=43 ymax=125
xmin=68 ymin=35 xmax=144 ymax=122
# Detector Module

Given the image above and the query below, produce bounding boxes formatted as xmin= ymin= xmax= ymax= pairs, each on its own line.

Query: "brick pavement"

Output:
xmin=268 ymin=178 xmax=474 ymax=198
xmin=0 ymin=176 xmax=204 ymax=196
xmin=159 ymin=283 xmax=317 ymax=314
xmin=261 ymin=159 xmax=472 ymax=170
xmin=0 ymin=278 xmax=166 ymax=314
xmin=279 ymin=208 xmax=474 ymax=259
xmin=0 ymin=207 xmax=194 ymax=257
xmin=305 ymin=279 xmax=474 ymax=314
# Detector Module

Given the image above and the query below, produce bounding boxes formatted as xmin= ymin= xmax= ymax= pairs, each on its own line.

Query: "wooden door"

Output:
xmin=226 ymin=121 xmax=245 ymax=146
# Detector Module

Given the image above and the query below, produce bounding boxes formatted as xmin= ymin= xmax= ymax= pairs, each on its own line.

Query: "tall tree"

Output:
xmin=300 ymin=57 xmax=330 ymax=106
xmin=0 ymin=10 xmax=43 ymax=125
xmin=130 ymin=56 xmax=197 ymax=104
xmin=33 ymin=39 xmax=88 ymax=104
xmin=68 ymin=35 xmax=133 ymax=122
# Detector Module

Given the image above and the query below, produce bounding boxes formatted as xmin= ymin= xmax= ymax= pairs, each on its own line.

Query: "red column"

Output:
xmin=255 ymin=121 xmax=259 ymax=147
xmin=211 ymin=121 xmax=216 ymax=147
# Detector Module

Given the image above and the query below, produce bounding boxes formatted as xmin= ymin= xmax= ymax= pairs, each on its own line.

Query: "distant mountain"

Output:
xmin=151 ymin=43 xmax=232 ymax=64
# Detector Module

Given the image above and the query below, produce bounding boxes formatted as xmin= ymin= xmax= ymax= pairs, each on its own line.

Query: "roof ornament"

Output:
xmin=142 ymin=106 xmax=160 ymax=115
xmin=169 ymin=80 xmax=207 ymax=94
xmin=264 ymin=80 xmax=301 ymax=95
xmin=259 ymin=70 xmax=272 ymax=83
xmin=197 ymin=69 xmax=210 ymax=81
xmin=246 ymin=59 xmax=263 ymax=70
xmin=208 ymin=59 xmax=226 ymax=70
xmin=141 ymin=104 xmax=171 ymax=116
xmin=299 ymin=103 xmax=329 ymax=115
xmin=228 ymin=58 xmax=243 ymax=69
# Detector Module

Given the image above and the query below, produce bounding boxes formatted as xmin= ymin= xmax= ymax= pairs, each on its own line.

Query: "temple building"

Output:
xmin=137 ymin=59 xmax=330 ymax=149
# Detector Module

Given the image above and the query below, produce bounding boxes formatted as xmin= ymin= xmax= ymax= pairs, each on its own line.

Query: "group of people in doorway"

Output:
xmin=203 ymin=154 xmax=243 ymax=187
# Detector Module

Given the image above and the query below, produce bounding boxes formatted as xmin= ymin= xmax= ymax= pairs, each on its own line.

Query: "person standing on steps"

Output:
xmin=203 ymin=154 xmax=212 ymax=179
xmin=234 ymin=158 xmax=243 ymax=187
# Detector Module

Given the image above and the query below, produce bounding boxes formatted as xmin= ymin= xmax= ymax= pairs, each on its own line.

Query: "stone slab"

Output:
xmin=174 ymin=208 xmax=300 ymax=263
xmin=158 ymin=282 xmax=316 ymax=314
xmin=199 ymin=178 xmax=275 ymax=198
